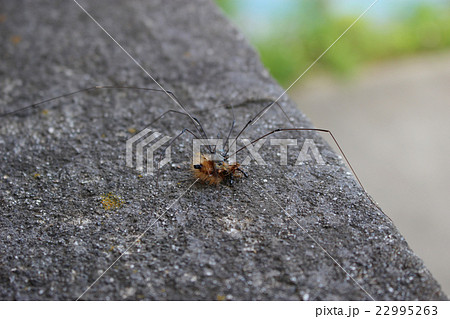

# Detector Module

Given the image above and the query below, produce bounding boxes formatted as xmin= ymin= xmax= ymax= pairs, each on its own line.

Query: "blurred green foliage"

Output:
xmin=215 ymin=1 xmax=450 ymax=87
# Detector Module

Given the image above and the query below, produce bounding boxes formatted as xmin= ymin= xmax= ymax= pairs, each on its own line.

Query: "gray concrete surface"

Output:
xmin=293 ymin=52 xmax=450 ymax=296
xmin=0 ymin=0 xmax=447 ymax=300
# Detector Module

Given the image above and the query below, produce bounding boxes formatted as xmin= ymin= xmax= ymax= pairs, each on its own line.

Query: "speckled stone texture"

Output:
xmin=0 ymin=0 xmax=447 ymax=300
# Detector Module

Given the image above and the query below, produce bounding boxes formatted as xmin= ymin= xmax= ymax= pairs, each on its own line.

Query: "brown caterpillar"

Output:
xmin=192 ymin=154 xmax=247 ymax=186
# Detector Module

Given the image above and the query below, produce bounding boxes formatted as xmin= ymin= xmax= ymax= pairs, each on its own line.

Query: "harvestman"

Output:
xmin=0 ymin=84 xmax=386 ymax=218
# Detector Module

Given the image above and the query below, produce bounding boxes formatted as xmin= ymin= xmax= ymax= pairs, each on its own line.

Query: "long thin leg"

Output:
xmin=228 ymin=127 xmax=390 ymax=220
xmin=237 ymin=167 xmax=248 ymax=178
xmin=1 ymin=84 xmax=214 ymax=153
xmin=1 ymin=86 xmax=100 ymax=117
xmin=148 ymin=110 xmax=200 ymax=126
xmin=223 ymin=104 xmax=235 ymax=155
xmin=147 ymin=109 xmax=201 ymax=127
xmin=155 ymin=128 xmax=200 ymax=187
xmin=0 ymin=86 xmax=175 ymax=117
xmin=0 ymin=85 xmax=211 ymax=142
xmin=225 ymin=99 xmax=293 ymax=157
xmin=145 ymin=109 xmax=212 ymax=153
xmin=211 ymin=98 xmax=293 ymax=124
